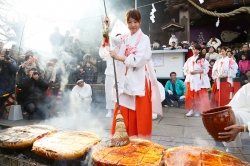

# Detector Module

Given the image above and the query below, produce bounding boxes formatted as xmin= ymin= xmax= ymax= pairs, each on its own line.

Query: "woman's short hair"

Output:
xmin=125 ymin=9 xmax=141 ymax=23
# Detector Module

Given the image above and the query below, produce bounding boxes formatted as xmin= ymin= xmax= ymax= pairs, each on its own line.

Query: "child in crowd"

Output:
xmin=208 ymin=59 xmax=216 ymax=89
xmin=239 ymin=54 xmax=250 ymax=75
xmin=77 ymin=66 xmax=86 ymax=81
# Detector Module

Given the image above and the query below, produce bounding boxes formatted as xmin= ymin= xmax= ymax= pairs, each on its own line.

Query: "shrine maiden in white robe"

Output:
xmin=183 ymin=55 xmax=211 ymax=91
xmin=99 ymin=46 xmax=114 ymax=110
xmin=223 ymin=83 xmax=250 ymax=148
xmin=71 ymin=83 xmax=92 ymax=112
xmin=212 ymin=56 xmax=238 ymax=89
xmin=108 ymin=29 xmax=162 ymax=115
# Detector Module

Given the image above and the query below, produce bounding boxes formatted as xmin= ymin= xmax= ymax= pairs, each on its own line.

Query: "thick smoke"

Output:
xmin=3 ymin=1 xmax=135 ymax=165
xmin=31 ymin=0 xmax=134 ymax=135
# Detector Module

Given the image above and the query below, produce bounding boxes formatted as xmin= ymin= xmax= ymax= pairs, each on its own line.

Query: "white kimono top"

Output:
xmin=100 ymin=29 xmax=162 ymax=115
xmin=183 ymin=55 xmax=211 ymax=91
xmin=212 ymin=56 xmax=238 ymax=89
xmin=71 ymin=83 xmax=92 ymax=103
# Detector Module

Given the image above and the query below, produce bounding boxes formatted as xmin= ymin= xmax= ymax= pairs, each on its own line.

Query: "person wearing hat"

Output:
xmin=71 ymin=78 xmax=92 ymax=112
xmin=166 ymin=41 xmax=177 ymax=50
xmin=169 ymin=33 xmax=178 ymax=47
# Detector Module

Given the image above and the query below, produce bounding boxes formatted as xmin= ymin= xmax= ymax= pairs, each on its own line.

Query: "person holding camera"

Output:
xmin=0 ymin=49 xmax=17 ymax=96
xmin=17 ymin=70 xmax=49 ymax=120
xmin=17 ymin=54 xmax=44 ymax=83
xmin=151 ymin=40 xmax=163 ymax=50
xmin=207 ymin=37 xmax=221 ymax=50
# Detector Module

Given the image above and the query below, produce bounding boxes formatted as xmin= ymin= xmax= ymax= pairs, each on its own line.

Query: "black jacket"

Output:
xmin=0 ymin=58 xmax=17 ymax=96
xmin=236 ymin=50 xmax=250 ymax=63
xmin=240 ymin=74 xmax=250 ymax=86
xmin=17 ymin=77 xmax=49 ymax=106
xmin=84 ymin=66 xmax=94 ymax=81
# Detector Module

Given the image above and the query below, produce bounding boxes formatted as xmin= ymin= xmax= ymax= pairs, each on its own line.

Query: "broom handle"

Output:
xmin=112 ymin=58 xmax=120 ymax=111
xmin=103 ymin=0 xmax=121 ymax=112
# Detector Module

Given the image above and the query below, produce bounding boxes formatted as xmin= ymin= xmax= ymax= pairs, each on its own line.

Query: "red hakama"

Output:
xmin=210 ymin=80 xmax=231 ymax=108
xmin=185 ymin=82 xmax=210 ymax=112
xmin=111 ymin=81 xmax=152 ymax=139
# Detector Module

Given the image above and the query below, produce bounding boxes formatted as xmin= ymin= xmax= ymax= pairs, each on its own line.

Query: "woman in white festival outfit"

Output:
xmin=211 ymin=46 xmax=238 ymax=108
xmin=183 ymin=44 xmax=211 ymax=117
xmin=100 ymin=9 xmax=162 ymax=139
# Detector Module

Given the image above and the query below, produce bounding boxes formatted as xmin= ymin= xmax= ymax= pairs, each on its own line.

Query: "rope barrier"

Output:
xmin=187 ymin=0 xmax=250 ymax=17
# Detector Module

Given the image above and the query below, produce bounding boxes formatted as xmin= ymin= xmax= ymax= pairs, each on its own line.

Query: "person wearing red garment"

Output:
xmin=100 ymin=9 xmax=162 ymax=139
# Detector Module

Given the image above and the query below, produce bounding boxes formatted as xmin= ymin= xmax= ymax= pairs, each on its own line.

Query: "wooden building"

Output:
xmin=137 ymin=0 xmax=250 ymax=46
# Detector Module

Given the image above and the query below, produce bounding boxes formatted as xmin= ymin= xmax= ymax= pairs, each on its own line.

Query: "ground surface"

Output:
xmin=1 ymin=103 xmax=250 ymax=163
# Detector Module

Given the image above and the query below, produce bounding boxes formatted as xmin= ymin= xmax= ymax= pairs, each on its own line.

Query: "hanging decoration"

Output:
xmin=199 ymin=0 xmax=204 ymax=4
xmin=215 ymin=17 xmax=220 ymax=27
xmin=150 ymin=3 xmax=156 ymax=23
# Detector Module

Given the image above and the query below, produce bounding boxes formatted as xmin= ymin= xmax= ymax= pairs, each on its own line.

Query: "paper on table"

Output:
xmin=152 ymin=54 xmax=163 ymax=66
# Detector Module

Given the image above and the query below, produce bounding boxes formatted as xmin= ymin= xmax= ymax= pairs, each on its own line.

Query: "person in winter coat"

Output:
xmin=0 ymin=50 xmax=17 ymax=96
xmin=240 ymin=70 xmax=250 ymax=86
xmin=17 ymin=71 xmax=49 ymax=120
xmin=239 ymin=54 xmax=250 ymax=75
xmin=84 ymin=62 xmax=94 ymax=84
xmin=76 ymin=66 xmax=86 ymax=81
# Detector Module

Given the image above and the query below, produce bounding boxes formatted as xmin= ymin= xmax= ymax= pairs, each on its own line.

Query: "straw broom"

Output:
xmin=102 ymin=0 xmax=130 ymax=147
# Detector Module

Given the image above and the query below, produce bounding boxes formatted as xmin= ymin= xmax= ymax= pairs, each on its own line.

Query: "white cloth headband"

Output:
xmin=76 ymin=79 xmax=83 ymax=84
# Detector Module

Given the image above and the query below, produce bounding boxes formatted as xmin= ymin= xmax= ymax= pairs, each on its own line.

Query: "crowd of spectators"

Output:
xmin=0 ymin=31 xmax=250 ymax=120
xmin=0 ymin=27 xmax=107 ymax=120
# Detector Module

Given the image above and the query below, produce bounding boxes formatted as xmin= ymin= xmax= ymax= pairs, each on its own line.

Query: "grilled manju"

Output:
xmin=0 ymin=125 xmax=56 ymax=149
xmin=32 ymin=131 xmax=101 ymax=160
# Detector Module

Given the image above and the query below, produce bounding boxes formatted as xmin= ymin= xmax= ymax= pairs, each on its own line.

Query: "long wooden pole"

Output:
xmin=102 ymin=0 xmax=120 ymax=111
